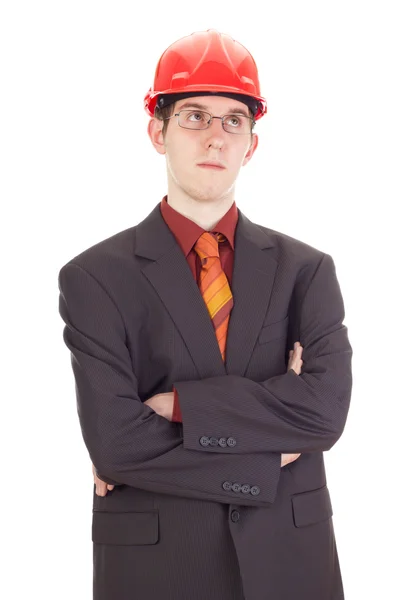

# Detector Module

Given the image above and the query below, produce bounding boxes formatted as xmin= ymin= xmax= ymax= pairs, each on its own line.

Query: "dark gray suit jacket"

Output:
xmin=58 ymin=202 xmax=352 ymax=600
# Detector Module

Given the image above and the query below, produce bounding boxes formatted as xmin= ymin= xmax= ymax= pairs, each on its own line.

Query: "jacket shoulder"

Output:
xmin=58 ymin=225 xmax=138 ymax=281
xmin=255 ymin=222 xmax=327 ymax=264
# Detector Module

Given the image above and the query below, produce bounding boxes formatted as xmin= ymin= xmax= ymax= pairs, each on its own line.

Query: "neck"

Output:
xmin=166 ymin=177 xmax=235 ymax=230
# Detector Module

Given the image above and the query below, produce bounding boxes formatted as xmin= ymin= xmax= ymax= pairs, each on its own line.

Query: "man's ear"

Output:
xmin=147 ymin=118 xmax=166 ymax=156
xmin=242 ymin=132 xmax=258 ymax=167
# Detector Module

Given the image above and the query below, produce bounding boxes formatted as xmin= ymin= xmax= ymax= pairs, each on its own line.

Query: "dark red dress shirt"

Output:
xmin=159 ymin=194 xmax=238 ymax=423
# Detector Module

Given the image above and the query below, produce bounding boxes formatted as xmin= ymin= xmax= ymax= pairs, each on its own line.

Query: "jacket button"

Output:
xmin=241 ymin=484 xmax=251 ymax=494
xmin=209 ymin=436 xmax=219 ymax=446
xmin=250 ymin=485 xmax=260 ymax=496
xmin=232 ymin=482 xmax=241 ymax=493
xmin=227 ymin=437 xmax=236 ymax=447
xmin=222 ymin=481 xmax=232 ymax=491
xmin=200 ymin=436 xmax=210 ymax=447
xmin=231 ymin=510 xmax=240 ymax=523
xmin=218 ymin=437 xmax=227 ymax=447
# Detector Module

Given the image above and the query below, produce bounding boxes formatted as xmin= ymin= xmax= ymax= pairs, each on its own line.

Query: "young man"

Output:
xmin=58 ymin=29 xmax=352 ymax=600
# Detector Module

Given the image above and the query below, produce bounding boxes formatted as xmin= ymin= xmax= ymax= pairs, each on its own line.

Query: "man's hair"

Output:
xmin=154 ymin=102 xmax=255 ymax=141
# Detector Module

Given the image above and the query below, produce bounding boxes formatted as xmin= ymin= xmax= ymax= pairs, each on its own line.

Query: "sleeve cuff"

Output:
xmin=172 ymin=386 xmax=183 ymax=422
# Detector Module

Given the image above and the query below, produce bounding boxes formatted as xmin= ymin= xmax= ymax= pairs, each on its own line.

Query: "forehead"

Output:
xmin=175 ymin=96 xmax=251 ymax=117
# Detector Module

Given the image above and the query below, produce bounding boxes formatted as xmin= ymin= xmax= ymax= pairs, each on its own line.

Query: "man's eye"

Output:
xmin=188 ymin=112 xmax=204 ymax=121
xmin=227 ymin=116 xmax=241 ymax=126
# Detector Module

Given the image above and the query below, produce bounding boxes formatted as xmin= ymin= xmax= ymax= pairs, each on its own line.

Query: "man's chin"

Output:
xmin=185 ymin=184 xmax=230 ymax=203
xmin=189 ymin=192 xmax=225 ymax=203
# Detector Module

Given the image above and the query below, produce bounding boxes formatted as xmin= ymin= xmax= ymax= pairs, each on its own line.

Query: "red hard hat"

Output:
xmin=144 ymin=29 xmax=267 ymax=121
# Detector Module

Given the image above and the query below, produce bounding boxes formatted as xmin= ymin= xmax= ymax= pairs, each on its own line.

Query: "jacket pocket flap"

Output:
xmin=92 ymin=510 xmax=159 ymax=545
xmin=259 ymin=315 xmax=289 ymax=344
xmin=291 ymin=485 xmax=333 ymax=528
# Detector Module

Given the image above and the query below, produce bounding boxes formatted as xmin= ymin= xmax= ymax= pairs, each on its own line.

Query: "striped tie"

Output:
xmin=193 ymin=232 xmax=234 ymax=362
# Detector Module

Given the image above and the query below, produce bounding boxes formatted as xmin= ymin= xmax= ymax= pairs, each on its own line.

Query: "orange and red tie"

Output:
xmin=193 ymin=232 xmax=234 ymax=362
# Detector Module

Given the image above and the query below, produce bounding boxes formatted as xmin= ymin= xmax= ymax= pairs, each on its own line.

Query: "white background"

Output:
xmin=1 ymin=1 xmax=399 ymax=598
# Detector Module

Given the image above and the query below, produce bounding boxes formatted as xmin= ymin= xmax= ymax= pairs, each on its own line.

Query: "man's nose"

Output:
xmin=204 ymin=118 xmax=226 ymax=148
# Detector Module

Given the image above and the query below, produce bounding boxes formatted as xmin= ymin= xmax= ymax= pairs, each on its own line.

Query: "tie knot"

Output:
xmin=193 ymin=231 xmax=226 ymax=263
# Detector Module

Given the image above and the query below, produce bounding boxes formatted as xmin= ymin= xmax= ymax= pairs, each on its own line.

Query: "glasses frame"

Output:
xmin=163 ymin=109 xmax=256 ymax=135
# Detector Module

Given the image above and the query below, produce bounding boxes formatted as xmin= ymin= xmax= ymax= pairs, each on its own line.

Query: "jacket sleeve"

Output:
xmin=58 ymin=262 xmax=282 ymax=507
xmin=174 ymin=252 xmax=353 ymax=454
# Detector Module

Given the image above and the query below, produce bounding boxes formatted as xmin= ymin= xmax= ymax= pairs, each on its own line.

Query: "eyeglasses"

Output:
xmin=163 ymin=109 xmax=255 ymax=135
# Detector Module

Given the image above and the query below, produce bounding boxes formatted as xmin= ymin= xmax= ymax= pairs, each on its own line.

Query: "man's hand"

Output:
xmin=144 ymin=391 xmax=174 ymax=421
xmin=92 ymin=342 xmax=304 ymax=493
xmin=92 ymin=462 xmax=114 ymax=497
xmin=281 ymin=341 xmax=304 ymax=467
xmin=288 ymin=341 xmax=303 ymax=376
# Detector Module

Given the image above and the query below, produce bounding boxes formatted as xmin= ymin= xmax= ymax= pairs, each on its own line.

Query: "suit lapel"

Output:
xmin=225 ymin=211 xmax=278 ymax=376
xmin=135 ymin=203 xmax=277 ymax=379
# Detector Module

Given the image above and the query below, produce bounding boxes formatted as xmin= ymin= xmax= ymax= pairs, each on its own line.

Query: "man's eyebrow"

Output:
xmin=177 ymin=102 xmax=251 ymax=117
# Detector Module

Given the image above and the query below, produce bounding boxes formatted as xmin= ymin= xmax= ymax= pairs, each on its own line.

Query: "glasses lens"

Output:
xmin=178 ymin=110 xmax=210 ymax=130
xmin=223 ymin=114 xmax=253 ymax=134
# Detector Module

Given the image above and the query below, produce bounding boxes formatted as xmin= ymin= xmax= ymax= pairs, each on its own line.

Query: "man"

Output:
xmin=58 ymin=29 xmax=352 ymax=600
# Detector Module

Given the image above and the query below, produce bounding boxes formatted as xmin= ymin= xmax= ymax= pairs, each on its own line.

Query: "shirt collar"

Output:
xmin=160 ymin=195 xmax=238 ymax=257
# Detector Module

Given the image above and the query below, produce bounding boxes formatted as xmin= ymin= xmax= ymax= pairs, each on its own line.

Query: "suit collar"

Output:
xmin=136 ymin=201 xmax=274 ymax=261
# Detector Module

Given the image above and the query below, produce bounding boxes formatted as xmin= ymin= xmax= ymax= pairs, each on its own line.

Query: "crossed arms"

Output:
xmin=58 ymin=252 xmax=352 ymax=507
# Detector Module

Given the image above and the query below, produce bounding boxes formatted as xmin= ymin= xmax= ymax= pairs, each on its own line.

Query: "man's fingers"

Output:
xmin=95 ymin=477 xmax=108 ymax=496
xmin=92 ymin=463 xmax=114 ymax=495
xmin=95 ymin=480 xmax=114 ymax=495
xmin=287 ymin=342 xmax=304 ymax=376
xmin=281 ymin=453 xmax=302 ymax=467
xmin=92 ymin=464 xmax=104 ymax=496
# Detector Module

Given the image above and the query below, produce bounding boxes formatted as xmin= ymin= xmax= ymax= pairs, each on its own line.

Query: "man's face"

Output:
xmin=148 ymin=95 xmax=259 ymax=203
